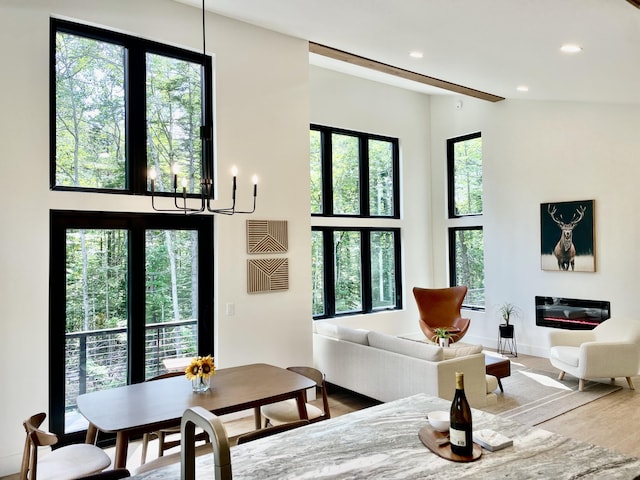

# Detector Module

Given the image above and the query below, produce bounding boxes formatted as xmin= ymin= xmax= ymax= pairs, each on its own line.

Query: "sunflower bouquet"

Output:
xmin=186 ymin=355 xmax=215 ymax=392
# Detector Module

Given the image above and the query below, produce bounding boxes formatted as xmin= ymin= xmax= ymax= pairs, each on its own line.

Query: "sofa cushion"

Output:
xmin=442 ymin=343 xmax=483 ymax=360
xmin=368 ymin=331 xmax=443 ymax=361
xmin=314 ymin=322 xmax=370 ymax=345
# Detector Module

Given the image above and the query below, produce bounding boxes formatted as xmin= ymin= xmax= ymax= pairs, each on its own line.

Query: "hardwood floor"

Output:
xmin=511 ymin=353 xmax=640 ymax=458
xmin=4 ymin=353 xmax=638 ymax=479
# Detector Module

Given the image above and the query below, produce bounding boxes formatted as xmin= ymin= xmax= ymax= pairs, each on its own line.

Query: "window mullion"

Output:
xmin=322 ymin=129 xmax=334 ymax=215
xmin=360 ymin=137 xmax=370 ymax=217
xmin=323 ymin=229 xmax=336 ymax=318
xmin=361 ymin=229 xmax=372 ymax=313
xmin=128 ymin=45 xmax=147 ymax=195
xmin=128 ymin=226 xmax=146 ymax=384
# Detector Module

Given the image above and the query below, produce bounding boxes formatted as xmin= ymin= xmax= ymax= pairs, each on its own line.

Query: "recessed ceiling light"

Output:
xmin=409 ymin=51 xmax=424 ymax=59
xmin=516 ymin=85 xmax=529 ymax=92
xmin=560 ymin=44 xmax=582 ymax=54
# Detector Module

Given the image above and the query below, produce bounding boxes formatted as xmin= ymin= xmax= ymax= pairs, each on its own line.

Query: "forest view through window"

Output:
xmin=52 ymin=19 xmax=211 ymax=196
xmin=447 ymin=132 xmax=485 ymax=308
xmin=50 ymin=212 xmax=213 ymax=441
xmin=310 ymin=124 xmax=401 ymax=319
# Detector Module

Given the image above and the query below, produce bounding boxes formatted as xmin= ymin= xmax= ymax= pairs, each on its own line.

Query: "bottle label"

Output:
xmin=449 ymin=427 xmax=467 ymax=447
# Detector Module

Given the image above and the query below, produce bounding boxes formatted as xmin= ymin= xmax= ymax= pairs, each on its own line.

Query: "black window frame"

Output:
xmin=50 ymin=18 xmax=213 ymax=196
xmin=447 ymin=131 xmax=482 ymax=219
xmin=448 ymin=226 xmax=484 ymax=311
xmin=312 ymin=226 xmax=402 ymax=319
xmin=311 ymin=124 xmax=400 ymax=219
xmin=49 ymin=210 xmax=214 ymax=445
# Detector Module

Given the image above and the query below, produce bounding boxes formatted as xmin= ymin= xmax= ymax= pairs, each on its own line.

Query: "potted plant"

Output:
xmin=498 ymin=303 xmax=520 ymax=338
xmin=431 ymin=327 xmax=453 ymax=347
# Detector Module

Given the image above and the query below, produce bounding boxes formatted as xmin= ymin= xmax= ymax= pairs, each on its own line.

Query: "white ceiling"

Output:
xmin=176 ymin=0 xmax=640 ymax=104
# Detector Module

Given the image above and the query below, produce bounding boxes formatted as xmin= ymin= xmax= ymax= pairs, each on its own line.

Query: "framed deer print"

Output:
xmin=540 ymin=200 xmax=595 ymax=272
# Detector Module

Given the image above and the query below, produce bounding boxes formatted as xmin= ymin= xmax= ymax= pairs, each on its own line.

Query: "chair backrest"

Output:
xmin=286 ymin=366 xmax=330 ymax=419
xmin=595 ymin=318 xmax=640 ymax=344
xmin=413 ymin=286 xmax=467 ymax=328
xmin=236 ymin=420 xmax=310 ymax=445
xmin=147 ymin=371 xmax=184 ymax=381
xmin=181 ymin=407 xmax=231 ymax=480
xmin=21 ymin=413 xmax=58 ymax=480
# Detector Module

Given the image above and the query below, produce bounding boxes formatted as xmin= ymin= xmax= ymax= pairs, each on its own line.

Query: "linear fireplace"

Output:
xmin=535 ymin=296 xmax=610 ymax=330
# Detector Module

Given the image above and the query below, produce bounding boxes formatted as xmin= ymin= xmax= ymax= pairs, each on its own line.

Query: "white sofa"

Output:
xmin=313 ymin=323 xmax=498 ymax=408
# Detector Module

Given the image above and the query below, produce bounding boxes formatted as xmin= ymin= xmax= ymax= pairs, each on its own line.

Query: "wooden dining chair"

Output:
xmin=139 ymin=372 xmax=209 ymax=464
xmin=235 ymin=420 xmax=310 ymax=445
xmin=260 ymin=367 xmax=330 ymax=428
xmin=21 ymin=412 xmax=111 ymax=480
xmin=75 ymin=470 xmax=131 ymax=479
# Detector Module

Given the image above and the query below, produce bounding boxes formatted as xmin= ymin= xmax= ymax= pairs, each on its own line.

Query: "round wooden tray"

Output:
xmin=418 ymin=425 xmax=482 ymax=462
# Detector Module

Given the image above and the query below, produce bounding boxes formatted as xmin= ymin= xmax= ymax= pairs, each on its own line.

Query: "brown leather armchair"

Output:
xmin=413 ymin=286 xmax=470 ymax=343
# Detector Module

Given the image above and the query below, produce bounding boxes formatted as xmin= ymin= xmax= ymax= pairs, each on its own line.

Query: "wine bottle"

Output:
xmin=449 ymin=371 xmax=473 ymax=456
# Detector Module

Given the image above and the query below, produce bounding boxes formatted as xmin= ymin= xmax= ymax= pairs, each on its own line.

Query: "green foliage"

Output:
xmin=334 ymin=231 xmax=363 ymax=313
xmin=310 ymin=130 xmax=323 ymax=214
xmin=453 ymin=228 xmax=485 ymax=307
xmin=368 ymin=139 xmax=394 ymax=216
xmin=453 ymin=136 xmax=483 ymax=215
xmin=55 ymin=32 xmax=203 ymax=192
xmin=311 ymin=231 xmax=325 ymax=315
xmin=370 ymin=231 xmax=396 ymax=308
xmin=55 ymin=32 xmax=126 ymax=189
xmin=146 ymin=53 xmax=202 ymax=193
xmin=332 ymin=133 xmax=360 ymax=215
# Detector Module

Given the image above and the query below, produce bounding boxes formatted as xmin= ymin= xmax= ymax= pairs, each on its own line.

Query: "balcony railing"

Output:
xmin=65 ymin=319 xmax=197 ymax=425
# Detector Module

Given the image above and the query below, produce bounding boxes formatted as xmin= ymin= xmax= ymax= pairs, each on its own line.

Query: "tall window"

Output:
xmin=311 ymin=125 xmax=402 ymax=319
xmin=49 ymin=212 xmax=214 ymax=444
xmin=449 ymin=227 xmax=485 ymax=308
xmin=447 ymin=133 xmax=484 ymax=308
xmin=51 ymin=18 xmax=212 ymax=195
xmin=448 ymin=132 xmax=482 ymax=217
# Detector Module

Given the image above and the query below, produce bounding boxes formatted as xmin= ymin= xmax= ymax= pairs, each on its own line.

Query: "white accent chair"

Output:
xmin=549 ymin=318 xmax=640 ymax=391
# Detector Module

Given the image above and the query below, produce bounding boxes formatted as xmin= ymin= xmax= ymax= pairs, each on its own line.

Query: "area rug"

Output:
xmin=483 ymin=365 xmax=622 ymax=426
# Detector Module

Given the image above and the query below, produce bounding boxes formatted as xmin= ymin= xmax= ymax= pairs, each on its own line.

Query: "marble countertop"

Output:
xmin=130 ymin=393 xmax=640 ymax=479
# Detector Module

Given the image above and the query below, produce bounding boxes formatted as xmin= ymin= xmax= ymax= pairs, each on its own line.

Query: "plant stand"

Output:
xmin=497 ymin=324 xmax=517 ymax=357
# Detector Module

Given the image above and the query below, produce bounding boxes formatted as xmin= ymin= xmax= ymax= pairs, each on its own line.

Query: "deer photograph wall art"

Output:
xmin=540 ymin=200 xmax=595 ymax=272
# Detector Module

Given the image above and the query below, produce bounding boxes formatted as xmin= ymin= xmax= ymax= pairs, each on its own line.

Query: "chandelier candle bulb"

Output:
xmin=252 ymin=175 xmax=258 ymax=196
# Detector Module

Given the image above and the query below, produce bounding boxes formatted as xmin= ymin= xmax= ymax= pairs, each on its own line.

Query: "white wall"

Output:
xmin=430 ymin=96 xmax=640 ymax=356
xmin=0 ymin=0 xmax=310 ymax=474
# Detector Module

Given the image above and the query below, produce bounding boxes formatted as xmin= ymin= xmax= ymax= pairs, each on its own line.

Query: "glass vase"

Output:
xmin=192 ymin=375 xmax=210 ymax=393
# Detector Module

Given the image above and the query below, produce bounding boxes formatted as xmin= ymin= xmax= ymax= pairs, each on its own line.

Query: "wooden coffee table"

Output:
xmin=485 ymin=355 xmax=511 ymax=392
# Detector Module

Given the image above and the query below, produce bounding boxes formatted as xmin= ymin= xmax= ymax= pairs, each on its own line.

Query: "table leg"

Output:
xmin=114 ymin=431 xmax=130 ymax=470
xmin=254 ymin=406 xmax=262 ymax=430
xmin=85 ymin=423 xmax=98 ymax=445
xmin=498 ymin=378 xmax=504 ymax=392
xmin=295 ymin=392 xmax=309 ymax=420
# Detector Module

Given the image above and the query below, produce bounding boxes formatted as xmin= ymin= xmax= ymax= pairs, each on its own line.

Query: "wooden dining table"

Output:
xmin=76 ymin=363 xmax=315 ymax=469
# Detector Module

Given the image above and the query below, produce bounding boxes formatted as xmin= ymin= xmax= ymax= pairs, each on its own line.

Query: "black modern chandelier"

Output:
xmin=149 ymin=0 xmax=257 ymax=215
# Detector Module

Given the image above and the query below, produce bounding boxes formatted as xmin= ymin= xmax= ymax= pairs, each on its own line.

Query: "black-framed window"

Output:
xmin=49 ymin=210 xmax=214 ymax=445
xmin=312 ymin=227 xmax=402 ymax=319
xmin=447 ymin=132 xmax=484 ymax=308
xmin=310 ymin=124 xmax=400 ymax=218
xmin=447 ymin=132 xmax=482 ymax=218
xmin=51 ymin=18 xmax=213 ymax=196
xmin=448 ymin=226 xmax=485 ymax=309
